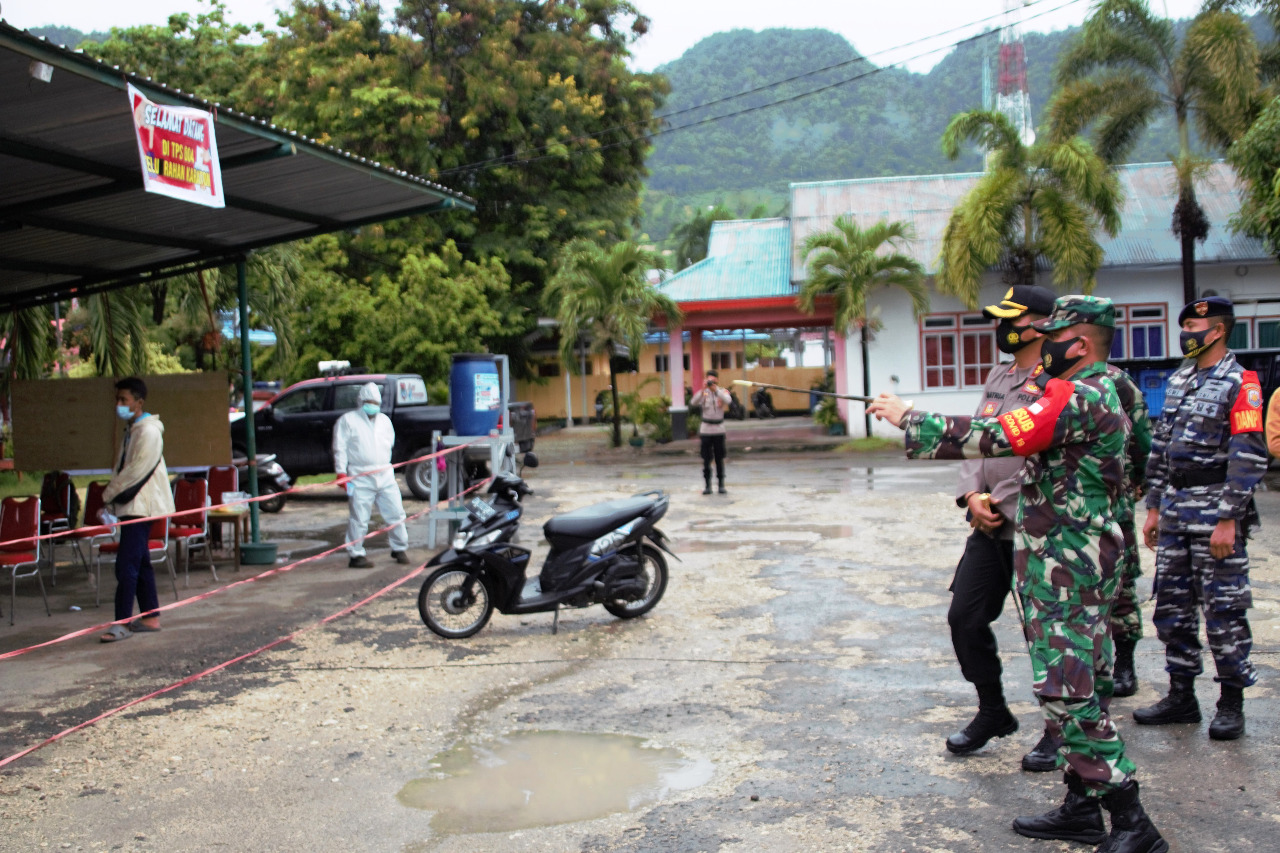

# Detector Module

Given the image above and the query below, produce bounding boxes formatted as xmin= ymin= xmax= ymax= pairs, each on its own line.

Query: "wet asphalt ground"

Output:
xmin=0 ymin=419 xmax=1277 ymax=852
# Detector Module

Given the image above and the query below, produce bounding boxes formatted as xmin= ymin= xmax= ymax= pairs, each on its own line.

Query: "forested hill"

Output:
xmin=641 ymin=25 xmax=1182 ymax=244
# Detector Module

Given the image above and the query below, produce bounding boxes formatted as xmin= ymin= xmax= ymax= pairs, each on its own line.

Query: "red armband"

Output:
xmin=1230 ymin=370 xmax=1264 ymax=434
xmin=997 ymin=377 xmax=1073 ymax=456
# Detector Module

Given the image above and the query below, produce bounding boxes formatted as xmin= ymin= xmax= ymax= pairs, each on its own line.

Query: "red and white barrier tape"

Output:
xmin=0 ymin=563 xmax=429 ymax=768
xmin=0 ymin=477 xmax=491 ymax=662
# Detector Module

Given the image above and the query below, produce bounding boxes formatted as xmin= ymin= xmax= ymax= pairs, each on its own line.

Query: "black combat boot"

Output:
xmin=1011 ymin=773 xmax=1107 ymax=843
xmin=717 ymin=478 xmax=726 ymax=494
xmin=1021 ymin=730 xmax=1062 ymax=772
xmin=1096 ymin=781 xmax=1169 ymax=853
xmin=1208 ymin=685 xmax=1245 ymax=741
xmin=946 ymin=683 xmax=1017 ymax=755
xmin=1132 ymin=676 xmax=1200 ymax=725
xmin=702 ymin=475 xmax=712 ymax=496
xmin=1112 ymin=637 xmax=1138 ymax=698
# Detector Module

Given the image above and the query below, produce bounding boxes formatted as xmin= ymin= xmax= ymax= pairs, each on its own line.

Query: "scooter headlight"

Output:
xmin=451 ymin=530 xmax=471 ymax=550
xmin=459 ymin=528 xmax=502 ymax=550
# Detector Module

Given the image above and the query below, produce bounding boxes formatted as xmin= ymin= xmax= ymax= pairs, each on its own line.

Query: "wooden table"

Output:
xmin=208 ymin=509 xmax=250 ymax=571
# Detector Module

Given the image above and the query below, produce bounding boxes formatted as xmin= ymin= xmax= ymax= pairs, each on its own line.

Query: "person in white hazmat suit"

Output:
xmin=333 ymin=382 xmax=410 ymax=568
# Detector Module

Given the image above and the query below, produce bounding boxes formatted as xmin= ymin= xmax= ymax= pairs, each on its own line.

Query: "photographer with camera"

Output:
xmin=690 ymin=369 xmax=732 ymax=495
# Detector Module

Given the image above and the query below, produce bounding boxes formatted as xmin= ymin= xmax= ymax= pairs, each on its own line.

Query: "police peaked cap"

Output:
xmin=1177 ymin=296 xmax=1234 ymax=326
xmin=982 ymin=285 xmax=1057 ymax=320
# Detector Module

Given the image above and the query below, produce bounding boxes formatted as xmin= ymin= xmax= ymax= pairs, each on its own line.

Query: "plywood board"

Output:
xmin=12 ymin=373 xmax=232 ymax=471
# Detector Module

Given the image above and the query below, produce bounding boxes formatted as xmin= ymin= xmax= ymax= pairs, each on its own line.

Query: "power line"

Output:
xmin=435 ymin=0 xmax=1088 ymax=179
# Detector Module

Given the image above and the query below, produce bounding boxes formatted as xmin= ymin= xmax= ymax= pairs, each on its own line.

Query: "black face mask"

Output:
xmin=1179 ymin=327 xmax=1220 ymax=358
xmin=996 ymin=319 xmax=1035 ymax=354
xmin=1041 ymin=336 xmax=1085 ymax=378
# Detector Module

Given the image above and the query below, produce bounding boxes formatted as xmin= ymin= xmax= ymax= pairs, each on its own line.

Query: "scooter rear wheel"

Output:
xmin=604 ymin=545 xmax=668 ymax=619
xmin=418 ymin=566 xmax=494 ymax=639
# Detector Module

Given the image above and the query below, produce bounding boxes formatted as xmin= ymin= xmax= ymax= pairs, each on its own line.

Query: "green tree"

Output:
xmin=798 ymin=216 xmax=928 ymax=437
xmin=240 ymin=1 xmax=667 ymax=343
xmin=669 ymin=204 xmax=735 ymax=269
xmin=544 ymin=240 xmax=681 ymax=447
xmin=85 ymin=0 xmax=263 ymax=103
xmin=1228 ymin=94 xmax=1280 ymax=254
xmin=287 ymin=237 xmax=521 ymax=387
xmin=1048 ymin=0 xmax=1261 ymax=303
xmin=936 ymin=110 xmax=1123 ymax=305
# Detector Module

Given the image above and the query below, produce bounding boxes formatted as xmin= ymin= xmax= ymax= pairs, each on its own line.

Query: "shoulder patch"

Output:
xmin=997 ymin=377 xmax=1073 ymax=456
xmin=1231 ymin=370 xmax=1264 ymax=434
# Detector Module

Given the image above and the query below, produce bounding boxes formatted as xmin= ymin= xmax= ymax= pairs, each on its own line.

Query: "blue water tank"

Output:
xmin=449 ymin=353 xmax=502 ymax=436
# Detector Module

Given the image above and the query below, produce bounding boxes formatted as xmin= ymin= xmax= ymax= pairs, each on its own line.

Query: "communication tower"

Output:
xmin=996 ymin=0 xmax=1035 ymax=146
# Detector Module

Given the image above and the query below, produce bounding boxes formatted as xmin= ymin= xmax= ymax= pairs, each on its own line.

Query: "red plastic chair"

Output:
xmin=39 ymin=471 xmax=74 ymax=583
xmin=171 ymin=478 xmax=216 ymax=586
xmin=64 ymin=481 xmax=115 ymax=605
xmin=1 ymin=496 xmax=49 ymax=625
xmin=208 ymin=465 xmax=238 ymax=506
xmin=96 ymin=518 xmax=173 ymax=604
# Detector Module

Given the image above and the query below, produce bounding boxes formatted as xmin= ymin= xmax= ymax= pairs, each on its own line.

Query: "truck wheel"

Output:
xmin=406 ymin=447 xmax=435 ymax=501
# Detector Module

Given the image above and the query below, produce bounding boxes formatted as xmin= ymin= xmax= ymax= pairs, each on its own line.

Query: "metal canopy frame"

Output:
xmin=0 ymin=20 xmax=476 ymax=312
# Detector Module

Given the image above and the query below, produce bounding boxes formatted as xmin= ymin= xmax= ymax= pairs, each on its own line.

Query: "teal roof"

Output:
xmin=790 ymin=162 xmax=1269 ymax=278
xmin=659 ymin=218 xmax=793 ymax=302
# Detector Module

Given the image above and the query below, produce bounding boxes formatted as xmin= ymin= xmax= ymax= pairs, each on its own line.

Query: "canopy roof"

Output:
xmin=0 ymin=20 xmax=475 ymax=312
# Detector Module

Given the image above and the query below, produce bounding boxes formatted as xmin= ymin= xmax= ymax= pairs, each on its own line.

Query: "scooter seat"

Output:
xmin=543 ymin=496 xmax=655 ymax=544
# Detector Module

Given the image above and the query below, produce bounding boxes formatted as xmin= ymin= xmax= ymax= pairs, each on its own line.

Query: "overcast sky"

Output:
xmin=3 ymin=0 xmax=1206 ymax=73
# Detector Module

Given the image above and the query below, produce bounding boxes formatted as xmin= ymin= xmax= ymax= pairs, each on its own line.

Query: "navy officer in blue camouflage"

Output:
xmin=1135 ymin=296 xmax=1266 ymax=740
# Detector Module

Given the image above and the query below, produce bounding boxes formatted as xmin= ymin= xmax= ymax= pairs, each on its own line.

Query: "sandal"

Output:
xmin=128 ymin=618 xmax=161 ymax=633
xmin=100 ymin=624 xmax=133 ymax=643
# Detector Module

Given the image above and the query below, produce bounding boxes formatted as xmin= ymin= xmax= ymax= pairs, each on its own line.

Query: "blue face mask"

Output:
xmin=362 ymin=403 xmax=380 ymax=416
xmin=116 ymin=404 xmax=134 ymax=421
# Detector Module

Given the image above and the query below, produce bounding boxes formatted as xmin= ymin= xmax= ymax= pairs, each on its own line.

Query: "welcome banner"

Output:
xmin=127 ymin=83 xmax=224 ymax=209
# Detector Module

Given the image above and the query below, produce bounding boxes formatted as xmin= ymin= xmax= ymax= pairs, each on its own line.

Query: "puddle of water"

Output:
xmin=397 ymin=731 xmax=712 ymax=834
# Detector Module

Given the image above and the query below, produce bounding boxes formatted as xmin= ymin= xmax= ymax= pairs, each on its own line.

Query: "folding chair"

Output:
xmin=39 ymin=471 xmax=75 ymax=584
xmin=171 ymin=478 xmax=216 ymax=585
xmin=207 ymin=465 xmax=238 ymax=551
xmin=1 ymin=496 xmax=49 ymax=625
xmin=64 ymin=481 xmax=115 ymax=605
xmin=96 ymin=518 xmax=174 ymax=604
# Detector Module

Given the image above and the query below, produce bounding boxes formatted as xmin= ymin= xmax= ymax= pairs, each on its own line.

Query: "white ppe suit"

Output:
xmin=333 ymin=408 xmax=408 ymax=557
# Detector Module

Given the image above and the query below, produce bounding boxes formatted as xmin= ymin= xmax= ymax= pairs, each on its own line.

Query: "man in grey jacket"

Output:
xmin=690 ymin=369 xmax=732 ymax=494
xmin=101 ymin=377 xmax=174 ymax=642
xmin=944 ymin=285 xmax=1056 ymax=765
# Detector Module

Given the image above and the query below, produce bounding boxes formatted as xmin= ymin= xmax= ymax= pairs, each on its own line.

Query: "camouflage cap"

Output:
xmin=1030 ymin=295 xmax=1116 ymax=332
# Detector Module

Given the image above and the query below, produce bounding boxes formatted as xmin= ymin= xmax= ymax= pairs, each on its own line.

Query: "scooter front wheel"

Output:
xmin=604 ymin=545 xmax=668 ymax=619
xmin=418 ymin=566 xmax=494 ymax=639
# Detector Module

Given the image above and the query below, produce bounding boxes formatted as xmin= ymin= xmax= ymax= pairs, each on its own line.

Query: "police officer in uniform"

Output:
xmin=943 ymin=285 xmax=1056 ymax=766
xmin=1135 ymin=296 xmax=1265 ymax=740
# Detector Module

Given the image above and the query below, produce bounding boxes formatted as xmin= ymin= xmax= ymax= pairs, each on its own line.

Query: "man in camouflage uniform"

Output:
xmin=870 ymin=296 xmax=1167 ymax=853
xmin=1135 ymin=296 xmax=1265 ymax=741
xmin=1106 ymin=364 xmax=1152 ymax=699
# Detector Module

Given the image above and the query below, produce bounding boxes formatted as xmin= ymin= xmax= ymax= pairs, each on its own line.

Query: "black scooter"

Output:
xmin=417 ymin=473 xmax=676 ymax=638
xmin=233 ymin=453 xmax=291 ymax=513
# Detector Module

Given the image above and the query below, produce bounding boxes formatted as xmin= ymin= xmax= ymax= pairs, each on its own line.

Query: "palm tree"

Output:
xmin=798 ymin=216 xmax=929 ymax=438
xmin=669 ymin=204 xmax=735 ymax=270
xmin=544 ymin=239 xmax=682 ymax=448
xmin=936 ymin=110 xmax=1123 ymax=307
xmin=1048 ymin=0 xmax=1260 ymax=303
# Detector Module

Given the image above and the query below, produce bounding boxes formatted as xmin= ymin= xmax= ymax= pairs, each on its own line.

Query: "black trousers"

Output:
xmin=700 ymin=434 xmax=726 ymax=482
xmin=948 ymin=530 xmax=1015 ymax=687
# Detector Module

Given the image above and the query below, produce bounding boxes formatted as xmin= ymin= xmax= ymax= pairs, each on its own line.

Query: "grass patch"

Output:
xmin=838 ymin=436 xmax=902 ymax=453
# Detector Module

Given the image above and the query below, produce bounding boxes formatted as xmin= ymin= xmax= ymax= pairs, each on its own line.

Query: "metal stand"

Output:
xmin=426 ymin=355 xmax=520 ymax=548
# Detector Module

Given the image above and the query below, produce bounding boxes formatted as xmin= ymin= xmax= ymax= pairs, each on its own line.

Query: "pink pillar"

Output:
xmin=669 ymin=327 xmax=686 ymax=408
xmin=690 ymin=329 xmax=705 ymax=382
xmin=832 ymin=330 xmax=849 ymax=427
